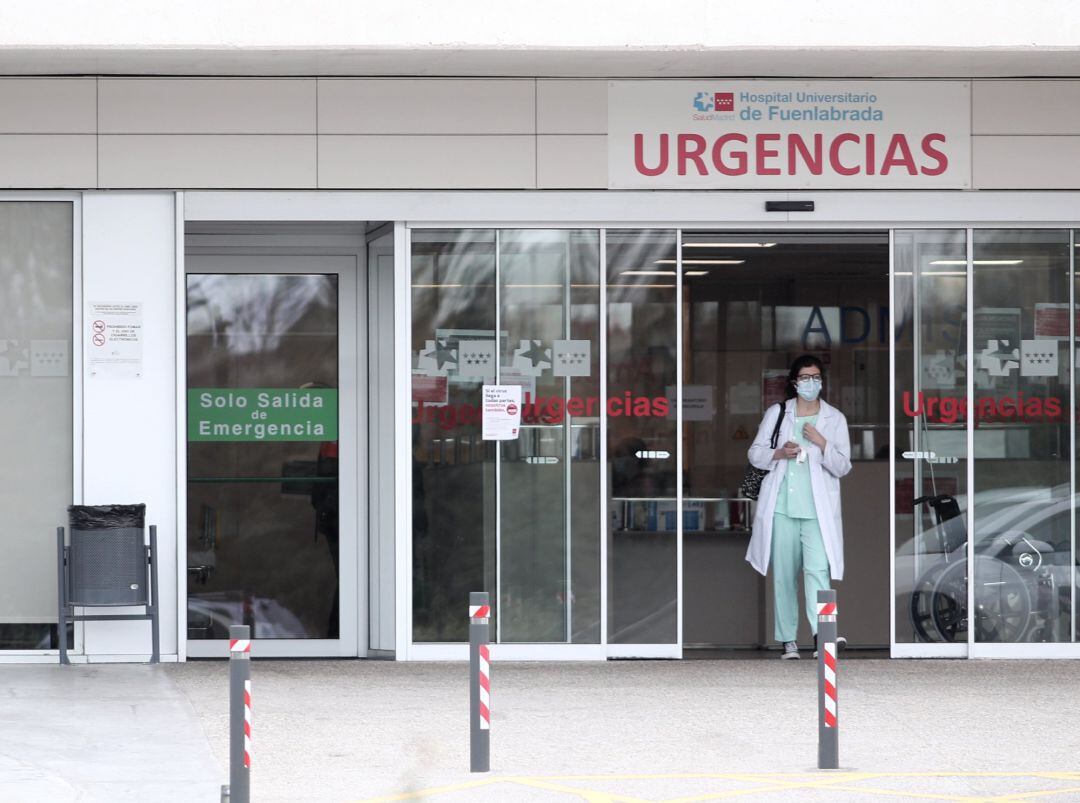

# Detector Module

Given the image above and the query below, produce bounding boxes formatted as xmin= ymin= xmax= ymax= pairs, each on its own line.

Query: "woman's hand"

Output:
xmin=774 ymin=441 xmax=801 ymax=460
xmin=803 ymin=423 xmax=827 ymax=450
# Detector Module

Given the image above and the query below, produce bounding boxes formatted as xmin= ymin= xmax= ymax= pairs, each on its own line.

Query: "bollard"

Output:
xmin=816 ymin=589 xmax=839 ymax=770
xmin=469 ymin=591 xmax=491 ymax=773
xmin=221 ymin=624 xmax=252 ymax=803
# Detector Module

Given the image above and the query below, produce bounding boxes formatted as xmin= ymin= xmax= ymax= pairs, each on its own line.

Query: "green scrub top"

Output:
xmin=775 ymin=413 xmax=818 ymax=520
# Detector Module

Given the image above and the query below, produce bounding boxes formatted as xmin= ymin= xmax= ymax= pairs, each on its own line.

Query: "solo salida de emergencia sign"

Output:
xmin=608 ymin=80 xmax=971 ymax=188
xmin=188 ymin=389 xmax=337 ymax=442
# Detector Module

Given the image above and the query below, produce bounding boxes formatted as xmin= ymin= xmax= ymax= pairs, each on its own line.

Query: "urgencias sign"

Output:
xmin=608 ymin=81 xmax=971 ymax=189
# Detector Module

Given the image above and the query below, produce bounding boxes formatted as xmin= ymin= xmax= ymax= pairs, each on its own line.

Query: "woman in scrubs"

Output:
xmin=745 ymin=355 xmax=852 ymax=659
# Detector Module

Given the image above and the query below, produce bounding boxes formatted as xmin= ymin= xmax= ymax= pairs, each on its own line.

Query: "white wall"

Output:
xmin=3 ymin=77 xmax=1080 ymax=191
xmin=81 ymin=192 xmax=178 ymax=659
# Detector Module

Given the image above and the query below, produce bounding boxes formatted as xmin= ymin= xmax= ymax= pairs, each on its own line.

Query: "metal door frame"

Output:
xmin=182 ymin=251 xmax=364 ymax=659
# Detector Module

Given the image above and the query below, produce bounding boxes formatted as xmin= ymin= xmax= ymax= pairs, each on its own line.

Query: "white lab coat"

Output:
xmin=744 ymin=398 xmax=852 ymax=581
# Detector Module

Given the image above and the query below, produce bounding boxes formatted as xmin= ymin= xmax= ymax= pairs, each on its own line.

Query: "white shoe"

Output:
xmin=780 ymin=641 xmax=800 ymax=660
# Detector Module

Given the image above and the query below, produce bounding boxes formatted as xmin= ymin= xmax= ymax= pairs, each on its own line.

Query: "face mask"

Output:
xmin=796 ymin=377 xmax=822 ymax=401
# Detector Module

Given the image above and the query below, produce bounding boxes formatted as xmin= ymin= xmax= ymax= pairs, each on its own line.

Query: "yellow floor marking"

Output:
xmin=983 ymin=787 xmax=1080 ymax=802
xmin=358 ymin=776 xmax=499 ymax=801
xmin=509 ymin=775 xmax=655 ymax=802
xmin=798 ymin=784 xmax=999 ymax=802
xmin=662 ymin=772 xmax=872 ymax=801
xmin=357 ymin=773 xmax=1080 ymax=803
xmin=665 ymin=774 xmax=982 ymax=802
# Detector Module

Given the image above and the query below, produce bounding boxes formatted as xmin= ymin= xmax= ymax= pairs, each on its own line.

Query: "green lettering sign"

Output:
xmin=188 ymin=388 xmax=338 ymax=442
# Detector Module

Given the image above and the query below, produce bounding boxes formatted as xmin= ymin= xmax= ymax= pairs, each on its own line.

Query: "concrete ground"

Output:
xmin=5 ymin=658 xmax=1080 ymax=801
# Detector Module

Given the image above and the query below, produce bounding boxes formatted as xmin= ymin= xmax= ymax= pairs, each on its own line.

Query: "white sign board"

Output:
xmin=482 ymin=384 xmax=522 ymax=441
xmin=88 ymin=302 xmax=143 ymax=379
xmin=608 ymin=80 xmax=971 ymax=189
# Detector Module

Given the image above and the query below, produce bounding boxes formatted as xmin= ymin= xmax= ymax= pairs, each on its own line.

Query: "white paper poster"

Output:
xmin=482 ymin=384 xmax=522 ymax=441
xmin=87 ymin=302 xmax=143 ymax=379
xmin=666 ymin=384 xmax=716 ymax=421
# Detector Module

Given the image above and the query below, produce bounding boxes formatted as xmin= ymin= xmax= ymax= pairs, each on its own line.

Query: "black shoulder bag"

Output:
xmin=738 ymin=401 xmax=786 ymax=500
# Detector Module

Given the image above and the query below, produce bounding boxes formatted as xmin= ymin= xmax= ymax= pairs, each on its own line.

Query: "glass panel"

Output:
xmin=0 ymin=202 xmax=73 ymax=650
xmin=499 ymin=230 xmax=601 ymax=643
xmin=411 ymin=230 xmax=497 ymax=641
xmin=681 ymin=231 xmax=889 ymax=649
xmin=893 ymin=230 xmax=969 ymax=643
xmin=972 ymin=230 xmax=1071 ymax=643
xmin=607 ymin=230 xmax=678 ymax=644
xmin=186 ymin=273 xmax=340 ymax=639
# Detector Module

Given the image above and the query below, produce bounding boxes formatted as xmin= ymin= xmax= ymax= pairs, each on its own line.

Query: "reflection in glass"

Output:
xmin=893 ymin=230 xmax=969 ymax=643
xmin=971 ymin=230 xmax=1071 ymax=643
xmin=411 ymin=231 xmax=497 ymax=641
xmin=607 ymin=230 xmax=679 ymax=644
xmin=186 ymin=274 xmax=339 ymax=639
xmin=0 ymin=203 xmax=73 ymax=650
xmin=499 ymin=230 xmax=601 ymax=643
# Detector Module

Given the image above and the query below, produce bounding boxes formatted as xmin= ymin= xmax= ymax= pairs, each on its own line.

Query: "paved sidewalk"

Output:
xmin=5 ymin=658 xmax=1080 ymax=801
xmin=0 ymin=664 xmax=220 ymax=801
xmin=166 ymin=658 xmax=1080 ymax=802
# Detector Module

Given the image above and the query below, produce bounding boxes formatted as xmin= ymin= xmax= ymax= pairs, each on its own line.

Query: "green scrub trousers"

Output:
xmin=771 ymin=413 xmax=830 ymax=644
xmin=770 ymin=513 xmax=831 ymax=643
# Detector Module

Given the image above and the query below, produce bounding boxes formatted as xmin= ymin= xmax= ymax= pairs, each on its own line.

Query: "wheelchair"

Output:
xmin=908 ymin=493 xmax=1066 ymax=643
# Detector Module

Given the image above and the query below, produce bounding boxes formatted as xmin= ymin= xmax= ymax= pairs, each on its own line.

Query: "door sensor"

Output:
xmin=765 ymin=201 xmax=815 ymax=212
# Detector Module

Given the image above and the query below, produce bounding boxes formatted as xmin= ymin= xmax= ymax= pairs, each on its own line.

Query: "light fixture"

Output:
xmin=893 ymin=271 xmax=966 ymax=276
xmin=929 ymin=259 xmax=1023 ymax=266
xmin=621 ymin=270 xmax=677 ymax=276
xmin=924 ymin=271 xmax=967 ymax=276
xmin=654 ymin=259 xmax=746 ymax=265
xmin=685 ymin=271 xmax=709 ymax=276
xmin=682 ymin=242 xmax=776 ymax=248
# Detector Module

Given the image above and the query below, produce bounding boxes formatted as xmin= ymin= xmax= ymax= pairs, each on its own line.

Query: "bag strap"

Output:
xmin=768 ymin=401 xmax=786 ymax=449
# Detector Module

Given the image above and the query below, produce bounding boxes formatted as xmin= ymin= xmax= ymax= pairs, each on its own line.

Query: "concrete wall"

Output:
xmin=2 ymin=77 xmax=1079 ymax=191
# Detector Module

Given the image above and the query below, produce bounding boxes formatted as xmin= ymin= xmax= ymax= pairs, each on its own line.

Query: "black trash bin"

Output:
xmin=57 ymin=504 xmax=160 ymax=664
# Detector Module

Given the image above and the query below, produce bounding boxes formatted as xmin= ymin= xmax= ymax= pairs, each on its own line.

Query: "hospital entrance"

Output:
xmin=676 ymin=231 xmax=891 ymax=653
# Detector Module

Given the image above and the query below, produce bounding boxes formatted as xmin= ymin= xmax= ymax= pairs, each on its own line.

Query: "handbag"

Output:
xmin=738 ymin=401 xmax=786 ymax=500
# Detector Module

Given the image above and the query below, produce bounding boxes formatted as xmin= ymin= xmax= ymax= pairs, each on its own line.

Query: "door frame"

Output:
xmin=184 ymin=190 xmax=1080 ymax=660
xmin=181 ymin=246 xmax=365 ymax=658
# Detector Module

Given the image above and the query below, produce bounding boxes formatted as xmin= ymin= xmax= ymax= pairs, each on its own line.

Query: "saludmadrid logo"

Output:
xmin=693 ymin=91 xmax=735 ymax=114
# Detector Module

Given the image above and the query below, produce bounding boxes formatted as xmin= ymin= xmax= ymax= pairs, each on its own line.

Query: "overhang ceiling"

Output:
xmin=1 ymin=47 xmax=1078 ymax=78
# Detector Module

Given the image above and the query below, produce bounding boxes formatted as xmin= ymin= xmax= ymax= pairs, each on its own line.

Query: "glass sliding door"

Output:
xmin=894 ymin=227 xmax=1078 ymax=654
xmin=498 ymin=230 xmax=601 ymax=643
xmin=186 ymin=255 xmax=358 ymax=656
xmin=410 ymin=230 xmax=497 ymax=643
xmin=970 ymin=230 xmax=1072 ymax=646
xmin=893 ymin=230 xmax=969 ymax=647
xmin=606 ymin=230 xmax=679 ymax=648
xmin=410 ymin=229 xmax=602 ymax=648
